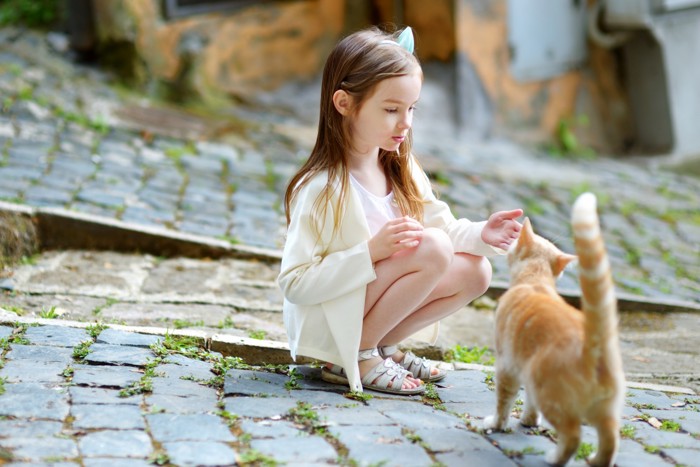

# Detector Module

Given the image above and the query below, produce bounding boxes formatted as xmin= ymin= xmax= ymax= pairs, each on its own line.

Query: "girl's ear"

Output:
xmin=333 ymin=90 xmax=352 ymax=116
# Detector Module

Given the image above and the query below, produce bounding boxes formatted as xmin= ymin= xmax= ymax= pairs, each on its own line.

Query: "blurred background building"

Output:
xmin=59 ymin=0 xmax=700 ymax=165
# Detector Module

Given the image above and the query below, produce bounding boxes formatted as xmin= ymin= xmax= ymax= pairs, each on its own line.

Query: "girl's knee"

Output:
xmin=457 ymin=254 xmax=492 ymax=296
xmin=417 ymin=228 xmax=452 ymax=270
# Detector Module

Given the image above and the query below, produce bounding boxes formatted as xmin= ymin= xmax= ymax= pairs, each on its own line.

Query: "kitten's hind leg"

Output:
xmin=589 ymin=415 xmax=619 ymax=467
xmin=483 ymin=369 xmax=519 ymax=431
xmin=520 ymin=392 xmax=540 ymax=427
xmin=546 ymin=419 xmax=580 ymax=466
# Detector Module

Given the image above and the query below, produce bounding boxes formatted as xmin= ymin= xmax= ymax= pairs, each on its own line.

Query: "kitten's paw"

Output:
xmin=520 ymin=412 xmax=540 ymax=427
xmin=482 ymin=415 xmax=503 ymax=431
xmin=545 ymin=450 xmax=564 ymax=466
xmin=588 ymin=452 xmax=614 ymax=467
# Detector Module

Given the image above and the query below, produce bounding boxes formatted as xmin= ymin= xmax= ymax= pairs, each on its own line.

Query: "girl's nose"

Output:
xmin=398 ymin=112 xmax=412 ymax=130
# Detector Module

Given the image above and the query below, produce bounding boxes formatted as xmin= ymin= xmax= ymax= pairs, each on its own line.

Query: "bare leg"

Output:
xmin=360 ymin=228 xmax=492 ymax=385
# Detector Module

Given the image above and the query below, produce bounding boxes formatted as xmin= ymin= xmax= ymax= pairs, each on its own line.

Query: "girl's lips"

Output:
xmin=392 ymin=136 xmax=405 ymax=143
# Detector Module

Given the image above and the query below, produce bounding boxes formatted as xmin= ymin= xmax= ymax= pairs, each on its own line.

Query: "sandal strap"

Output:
xmin=358 ymin=348 xmax=380 ymax=361
xmin=361 ymin=357 xmax=410 ymax=389
xmin=400 ymin=351 xmax=433 ymax=380
xmin=378 ymin=344 xmax=399 ymax=358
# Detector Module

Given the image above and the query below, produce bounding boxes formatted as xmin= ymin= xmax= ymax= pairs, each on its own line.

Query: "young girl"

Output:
xmin=278 ymin=26 xmax=522 ymax=395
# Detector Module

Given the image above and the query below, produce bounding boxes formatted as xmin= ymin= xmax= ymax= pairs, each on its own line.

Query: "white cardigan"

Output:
xmin=277 ymin=158 xmax=502 ymax=391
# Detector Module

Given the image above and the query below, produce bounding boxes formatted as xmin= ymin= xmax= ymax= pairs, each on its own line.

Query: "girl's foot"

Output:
xmin=379 ymin=345 xmax=447 ymax=383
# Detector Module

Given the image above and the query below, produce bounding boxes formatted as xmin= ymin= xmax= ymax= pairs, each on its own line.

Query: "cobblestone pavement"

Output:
xmin=1 ymin=28 xmax=700 ymax=466
xmin=0 ymin=321 xmax=699 ymax=466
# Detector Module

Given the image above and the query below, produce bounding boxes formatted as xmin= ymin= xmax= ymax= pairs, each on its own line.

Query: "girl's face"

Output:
xmin=345 ymin=72 xmax=422 ymax=159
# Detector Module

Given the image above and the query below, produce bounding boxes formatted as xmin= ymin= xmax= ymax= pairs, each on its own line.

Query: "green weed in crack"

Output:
xmin=119 ymin=357 xmax=162 ymax=397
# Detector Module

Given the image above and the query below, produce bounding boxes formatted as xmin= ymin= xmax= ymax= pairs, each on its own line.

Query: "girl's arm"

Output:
xmin=412 ymin=159 xmax=503 ymax=256
xmin=277 ymin=180 xmax=376 ymax=306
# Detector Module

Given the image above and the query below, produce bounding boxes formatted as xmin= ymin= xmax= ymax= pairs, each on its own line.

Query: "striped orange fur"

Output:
xmin=483 ymin=192 xmax=625 ymax=467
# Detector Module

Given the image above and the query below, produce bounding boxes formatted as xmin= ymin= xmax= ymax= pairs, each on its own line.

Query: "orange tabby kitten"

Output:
xmin=483 ymin=193 xmax=625 ymax=467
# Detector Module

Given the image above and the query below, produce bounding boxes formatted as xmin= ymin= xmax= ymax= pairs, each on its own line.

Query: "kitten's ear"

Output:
xmin=554 ymin=253 xmax=577 ymax=276
xmin=518 ymin=218 xmax=534 ymax=247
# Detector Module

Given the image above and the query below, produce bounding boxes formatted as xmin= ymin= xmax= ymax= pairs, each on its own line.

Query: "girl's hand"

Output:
xmin=369 ymin=216 xmax=424 ymax=263
xmin=482 ymin=209 xmax=523 ymax=250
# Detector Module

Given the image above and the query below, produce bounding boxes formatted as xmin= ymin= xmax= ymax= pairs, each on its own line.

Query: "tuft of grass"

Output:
xmin=660 ymin=420 xmax=681 ymax=432
xmin=86 ymin=322 xmax=108 ymax=339
xmin=620 ymin=424 xmax=636 ymax=438
xmin=0 ymin=0 xmax=60 ymax=27
xmin=248 ymin=329 xmax=267 ymax=340
xmin=72 ymin=340 xmax=93 ymax=360
xmin=575 ymin=442 xmax=595 ymax=460
xmin=39 ymin=306 xmax=59 ymax=319
xmin=445 ymin=345 xmax=495 ymax=366
xmin=237 ymin=449 xmax=279 ymax=466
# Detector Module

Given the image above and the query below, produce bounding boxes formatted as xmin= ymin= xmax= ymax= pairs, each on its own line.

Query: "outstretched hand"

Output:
xmin=481 ymin=209 xmax=523 ymax=250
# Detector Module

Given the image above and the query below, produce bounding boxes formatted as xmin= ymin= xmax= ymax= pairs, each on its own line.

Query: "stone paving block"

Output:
xmin=159 ymin=354 xmax=214 ymax=381
xmin=22 ymin=186 xmax=73 ymax=205
xmin=329 ymin=424 xmax=433 ymax=467
xmin=0 ymin=326 xmax=12 ymax=339
xmin=23 ymin=325 xmax=90 ymax=347
xmin=239 ymin=419 xmax=303 ymax=438
xmin=162 ymin=441 xmax=237 ymax=466
xmin=224 ymin=395 xmax=298 ymax=418
xmin=0 ymin=360 xmax=67 ymax=384
xmin=642 ymin=408 xmax=700 ymax=434
xmin=627 ymin=388 xmax=681 ymax=409
xmin=663 ymin=447 xmax=700 ymax=466
xmin=0 ymin=383 xmax=69 ymax=420
xmin=435 ymin=449 xmax=519 ymax=467
xmin=146 ymin=393 xmax=219 ymax=414
xmin=95 ymin=329 xmax=162 ymax=348
xmin=627 ymin=418 xmax=700 ymax=449
xmin=69 ymin=386 xmax=140 ymax=405
xmin=412 ymin=426 xmax=497 ymax=455
xmin=78 ymin=430 xmax=152 ymax=458
xmin=614 ymin=438 xmax=676 ymax=467
xmin=251 ymin=436 xmax=338 ymax=464
xmin=372 ymin=399 xmax=463 ymax=430
xmin=223 ymin=368 xmax=292 ymax=397
xmin=83 ymin=459 xmax=153 ymax=467
xmin=146 ymin=413 xmax=236 ymax=442
xmin=151 ymin=377 xmax=217 ymax=398
xmin=71 ymin=403 xmax=145 ymax=430
xmin=486 ymin=425 xmax=555 ymax=462
xmin=288 ymin=388 xmax=353 ymax=406
xmin=317 ymin=404 xmax=396 ymax=426
xmin=0 ymin=437 xmax=79 ymax=462
xmin=6 ymin=344 xmax=73 ymax=364
xmin=70 ymin=363 xmax=142 ymax=388
xmin=84 ymin=343 xmax=155 ymax=367
xmin=0 ymin=419 xmax=62 ymax=438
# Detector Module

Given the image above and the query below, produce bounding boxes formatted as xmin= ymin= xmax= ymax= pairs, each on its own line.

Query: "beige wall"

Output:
xmin=90 ymin=0 xmax=631 ymax=152
xmin=92 ymin=0 xmax=345 ymax=105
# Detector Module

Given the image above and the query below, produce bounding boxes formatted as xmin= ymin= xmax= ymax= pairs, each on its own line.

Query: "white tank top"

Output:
xmin=349 ymin=174 xmax=400 ymax=236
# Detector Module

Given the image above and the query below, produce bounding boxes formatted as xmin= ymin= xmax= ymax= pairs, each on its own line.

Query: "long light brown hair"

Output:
xmin=283 ymin=26 xmax=425 ymax=240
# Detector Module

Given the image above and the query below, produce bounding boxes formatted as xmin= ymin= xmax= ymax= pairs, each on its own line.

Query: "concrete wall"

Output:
xmin=91 ymin=0 xmax=345 ymax=106
xmin=88 ymin=0 xmax=633 ymax=153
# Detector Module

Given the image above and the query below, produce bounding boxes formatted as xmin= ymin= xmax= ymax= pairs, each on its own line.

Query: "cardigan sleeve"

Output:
xmin=412 ymin=158 xmax=503 ymax=257
xmin=277 ymin=176 xmax=376 ymax=306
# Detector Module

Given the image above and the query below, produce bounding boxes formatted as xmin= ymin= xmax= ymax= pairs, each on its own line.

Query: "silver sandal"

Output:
xmin=358 ymin=348 xmax=424 ymax=395
xmin=379 ymin=345 xmax=447 ymax=383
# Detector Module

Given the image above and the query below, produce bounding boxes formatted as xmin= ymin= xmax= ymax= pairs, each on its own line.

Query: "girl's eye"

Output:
xmin=385 ymin=108 xmax=398 ymax=113
xmin=409 ymin=105 xmax=417 ymax=112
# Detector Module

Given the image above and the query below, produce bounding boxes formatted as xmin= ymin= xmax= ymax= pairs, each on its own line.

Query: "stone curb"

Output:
xmin=3 ymin=201 xmax=699 ymax=315
xmin=0 ymin=200 xmax=282 ymax=263
xmin=2 ymin=310 xmax=694 ymax=396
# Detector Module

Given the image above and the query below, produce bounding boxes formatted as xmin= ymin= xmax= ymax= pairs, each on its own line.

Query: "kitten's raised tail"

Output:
xmin=572 ymin=192 xmax=617 ymax=361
